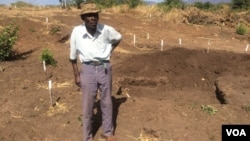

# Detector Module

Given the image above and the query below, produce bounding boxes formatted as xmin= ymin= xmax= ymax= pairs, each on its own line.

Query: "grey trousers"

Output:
xmin=80 ymin=62 xmax=114 ymax=141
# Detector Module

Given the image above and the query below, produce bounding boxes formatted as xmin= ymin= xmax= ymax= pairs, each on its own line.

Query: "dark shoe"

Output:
xmin=107 ymin=135 xmax=116 ymax=141
xmin=102 ymin=135 xmax=116 ymax=141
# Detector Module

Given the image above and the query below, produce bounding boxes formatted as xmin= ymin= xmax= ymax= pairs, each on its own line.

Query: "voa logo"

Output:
xmin=226 ymin=129 xmax=246 ymax=136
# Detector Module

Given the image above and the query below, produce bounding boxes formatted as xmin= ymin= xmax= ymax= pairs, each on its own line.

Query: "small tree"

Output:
xmin=159 ymin=0 xmax=185 ymax=11
xmin=40 ymin=49 xmax=57 ymax=66
xmin=126 ymin=0 xmax=142 ymax=8
xmin=164 ymin=0 xmax=185 ymax=9
xmin=231 ymin=0 xmax=250 ymax=10
xmin=193 ymin=2 xmax=203 ymax=9
xmin=193 ymin=1 xmax=214 ymax=10
xmin=0 ymin=21 xmax=19 ymax=61
xmin=236 ymin=24 xmax=248 ymax=35
xmin=74 ymin=0 xmax=85 ymax=9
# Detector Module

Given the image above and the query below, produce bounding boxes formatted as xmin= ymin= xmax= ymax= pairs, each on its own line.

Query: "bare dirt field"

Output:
xmin=0 ymin=6 xmax=250 ymax=141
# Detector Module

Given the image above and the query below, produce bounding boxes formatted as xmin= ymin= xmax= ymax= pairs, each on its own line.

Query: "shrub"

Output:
xmin=159 ymin=0 xmax=185 ymax=11
xmin=49 ymin=26 xmax=61 ymax=35
xmin=201 ymin=105 xmax=218 ymax=115
xmin=231 ymin=0 xmax=250 ymax=10
xmin=29 ymin=27 xmax=36 ymax=32
xmin=127 ymin=0 xmax=142 ymax=8
xmin=40 ymin=48 xmax=57 ymax=66
xmin=236 ymin=23 xmax=248 ymax=35
xmin=0 ymin=21 xmax=19 ymax=61
xmin=11 ymin=1 xmax=34 ymax=7
xmin=242 ymin=104 xmax=250 ymax=111
xmin=193 ymin=1 xmax=221 ymax=11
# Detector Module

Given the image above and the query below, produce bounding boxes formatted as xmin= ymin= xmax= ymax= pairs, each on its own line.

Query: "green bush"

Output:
xmin=11 ymin=1 xmax=34 ymax=7
xmin=0 ymin=21 xmax=19 ymax=61
xmin=201 ymin=105 xmax=218 ymax=115
xmin=193 ymin=1 xmax=221 ymax=11
xmin=127 ymin=0 xmax=142 ymax=8
xmin=29 ymin=27 xmax=36 ymax=32
xmin=236 ymin=24 xmax=248 ymax=35
xmin=160 ymin=0 xmax=185 ymax=11
xmin=231 ymin=0 xmax=250 ymax=10
xmin=40 ymin=48 xmax=57 ymax=66
xmin=242 ymin=104 xmax=250 ymax=111
xmin=49 ymin=26 xmax=60 ymax=35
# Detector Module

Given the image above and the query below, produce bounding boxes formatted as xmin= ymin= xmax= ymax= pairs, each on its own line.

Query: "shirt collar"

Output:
xmin=81 ymin=23 xmax=103 ymax=36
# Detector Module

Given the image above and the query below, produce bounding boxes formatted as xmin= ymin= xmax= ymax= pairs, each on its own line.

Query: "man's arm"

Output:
xmin=70 ymin=59 xmax=80 ymax=87
xmin=111 ymin=40 xmax=121 ymax=53
xmin=107 ymin=25 xmax=122 ymax=53
xmin=69 ymin=28 xmax=81 ymax=87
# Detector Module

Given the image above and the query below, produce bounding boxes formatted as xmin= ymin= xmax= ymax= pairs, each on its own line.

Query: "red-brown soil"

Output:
xmin=0 ymin=6 xmax=250 ymax=141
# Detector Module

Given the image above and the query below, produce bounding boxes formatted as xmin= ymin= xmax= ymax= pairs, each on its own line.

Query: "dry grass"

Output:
xmin=36 ymin=81 xmax=73 ymax=89
xmin=0 ymin=6 xmax=78 ymax=18
xmin=128 ymin=130 xmax=160 ymax=141
xmin=135 ymin=5 xmax=163 ymax=16
xmin=163 ymin=8 xmax=185 ymax=23
xmin=56 ymin=82 xmax=73 ymax=88
xmin=46 ymin=102 xmax=69 ymax=117
xmin=137 ymin=132 xmax=159 ymax=141
xmin=108 ymin=4 xmax=130 ymax=14
xmin=105 ymin=5 xmax=164 ymax=19
xmin=114 ymin=47 xmax=133 ymax=54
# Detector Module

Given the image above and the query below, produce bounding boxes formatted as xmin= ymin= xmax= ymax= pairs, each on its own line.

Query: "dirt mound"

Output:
xmin=113 ymin=47 xmax=250 ymax=101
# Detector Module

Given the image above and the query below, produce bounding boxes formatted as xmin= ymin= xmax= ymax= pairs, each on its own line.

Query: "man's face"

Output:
xmin=82 ymin=13 xmax=99 ymax=29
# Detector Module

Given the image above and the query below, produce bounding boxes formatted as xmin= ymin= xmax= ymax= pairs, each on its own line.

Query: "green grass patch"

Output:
xmin=201 ymin=105 xmax=218 ymax=115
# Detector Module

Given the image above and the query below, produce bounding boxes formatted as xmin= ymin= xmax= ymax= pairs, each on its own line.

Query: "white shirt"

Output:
xmin=69 ymin=23 xmax=122 ymax=63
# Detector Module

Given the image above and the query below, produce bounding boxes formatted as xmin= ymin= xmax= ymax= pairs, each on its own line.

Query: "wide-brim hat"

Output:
xmin=80 ymin=2 xmax=101 ymax=16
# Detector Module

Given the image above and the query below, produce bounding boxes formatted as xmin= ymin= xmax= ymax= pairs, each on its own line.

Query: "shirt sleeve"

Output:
xmin=69 ymin=27 xmax=77 ymax=60
xmin=107 ymin=26 xmax=122 ymax=44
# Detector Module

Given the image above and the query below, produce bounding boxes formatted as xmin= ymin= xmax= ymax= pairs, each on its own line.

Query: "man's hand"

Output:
xmin=70 ymin=59 xmax=81 ymax=87
xmin=75 ymin=76 xmax=81 ymax=87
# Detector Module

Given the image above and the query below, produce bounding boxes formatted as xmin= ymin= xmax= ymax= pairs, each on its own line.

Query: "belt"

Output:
xmin=83 ymin=60 xmax=110 ymax=66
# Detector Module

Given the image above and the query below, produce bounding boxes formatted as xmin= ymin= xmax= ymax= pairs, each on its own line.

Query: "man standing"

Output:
xmin=69 ymin=2 xmax=122 ymax=141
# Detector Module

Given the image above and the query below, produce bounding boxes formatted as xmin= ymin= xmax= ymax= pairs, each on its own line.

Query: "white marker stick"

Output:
xmin=46 ymin=17 xmax=49 ymax=29
xmin=179 ymin=38 xmax=182 ymax=47
xmin=49 ymin=80 xmax=52 ymax=89
xmin=48 ymin=80 xmax=52 ymax=106
xmin=207 ymin=39 xmax=211 ymax=53
xmin=245 ymin=44 xmax=249 ymax=53
xmin=161 ymin=39 xmax=164 ymax=51
xmin=43 ymin=60 xmax=46 ymax=72
xmin=126 ymin=92 xmax=130 ymax=98
xmin=133 ymin=34 xmax=136 ymax=47
xmin=208 ymin=39 xmax=211 ymax=45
